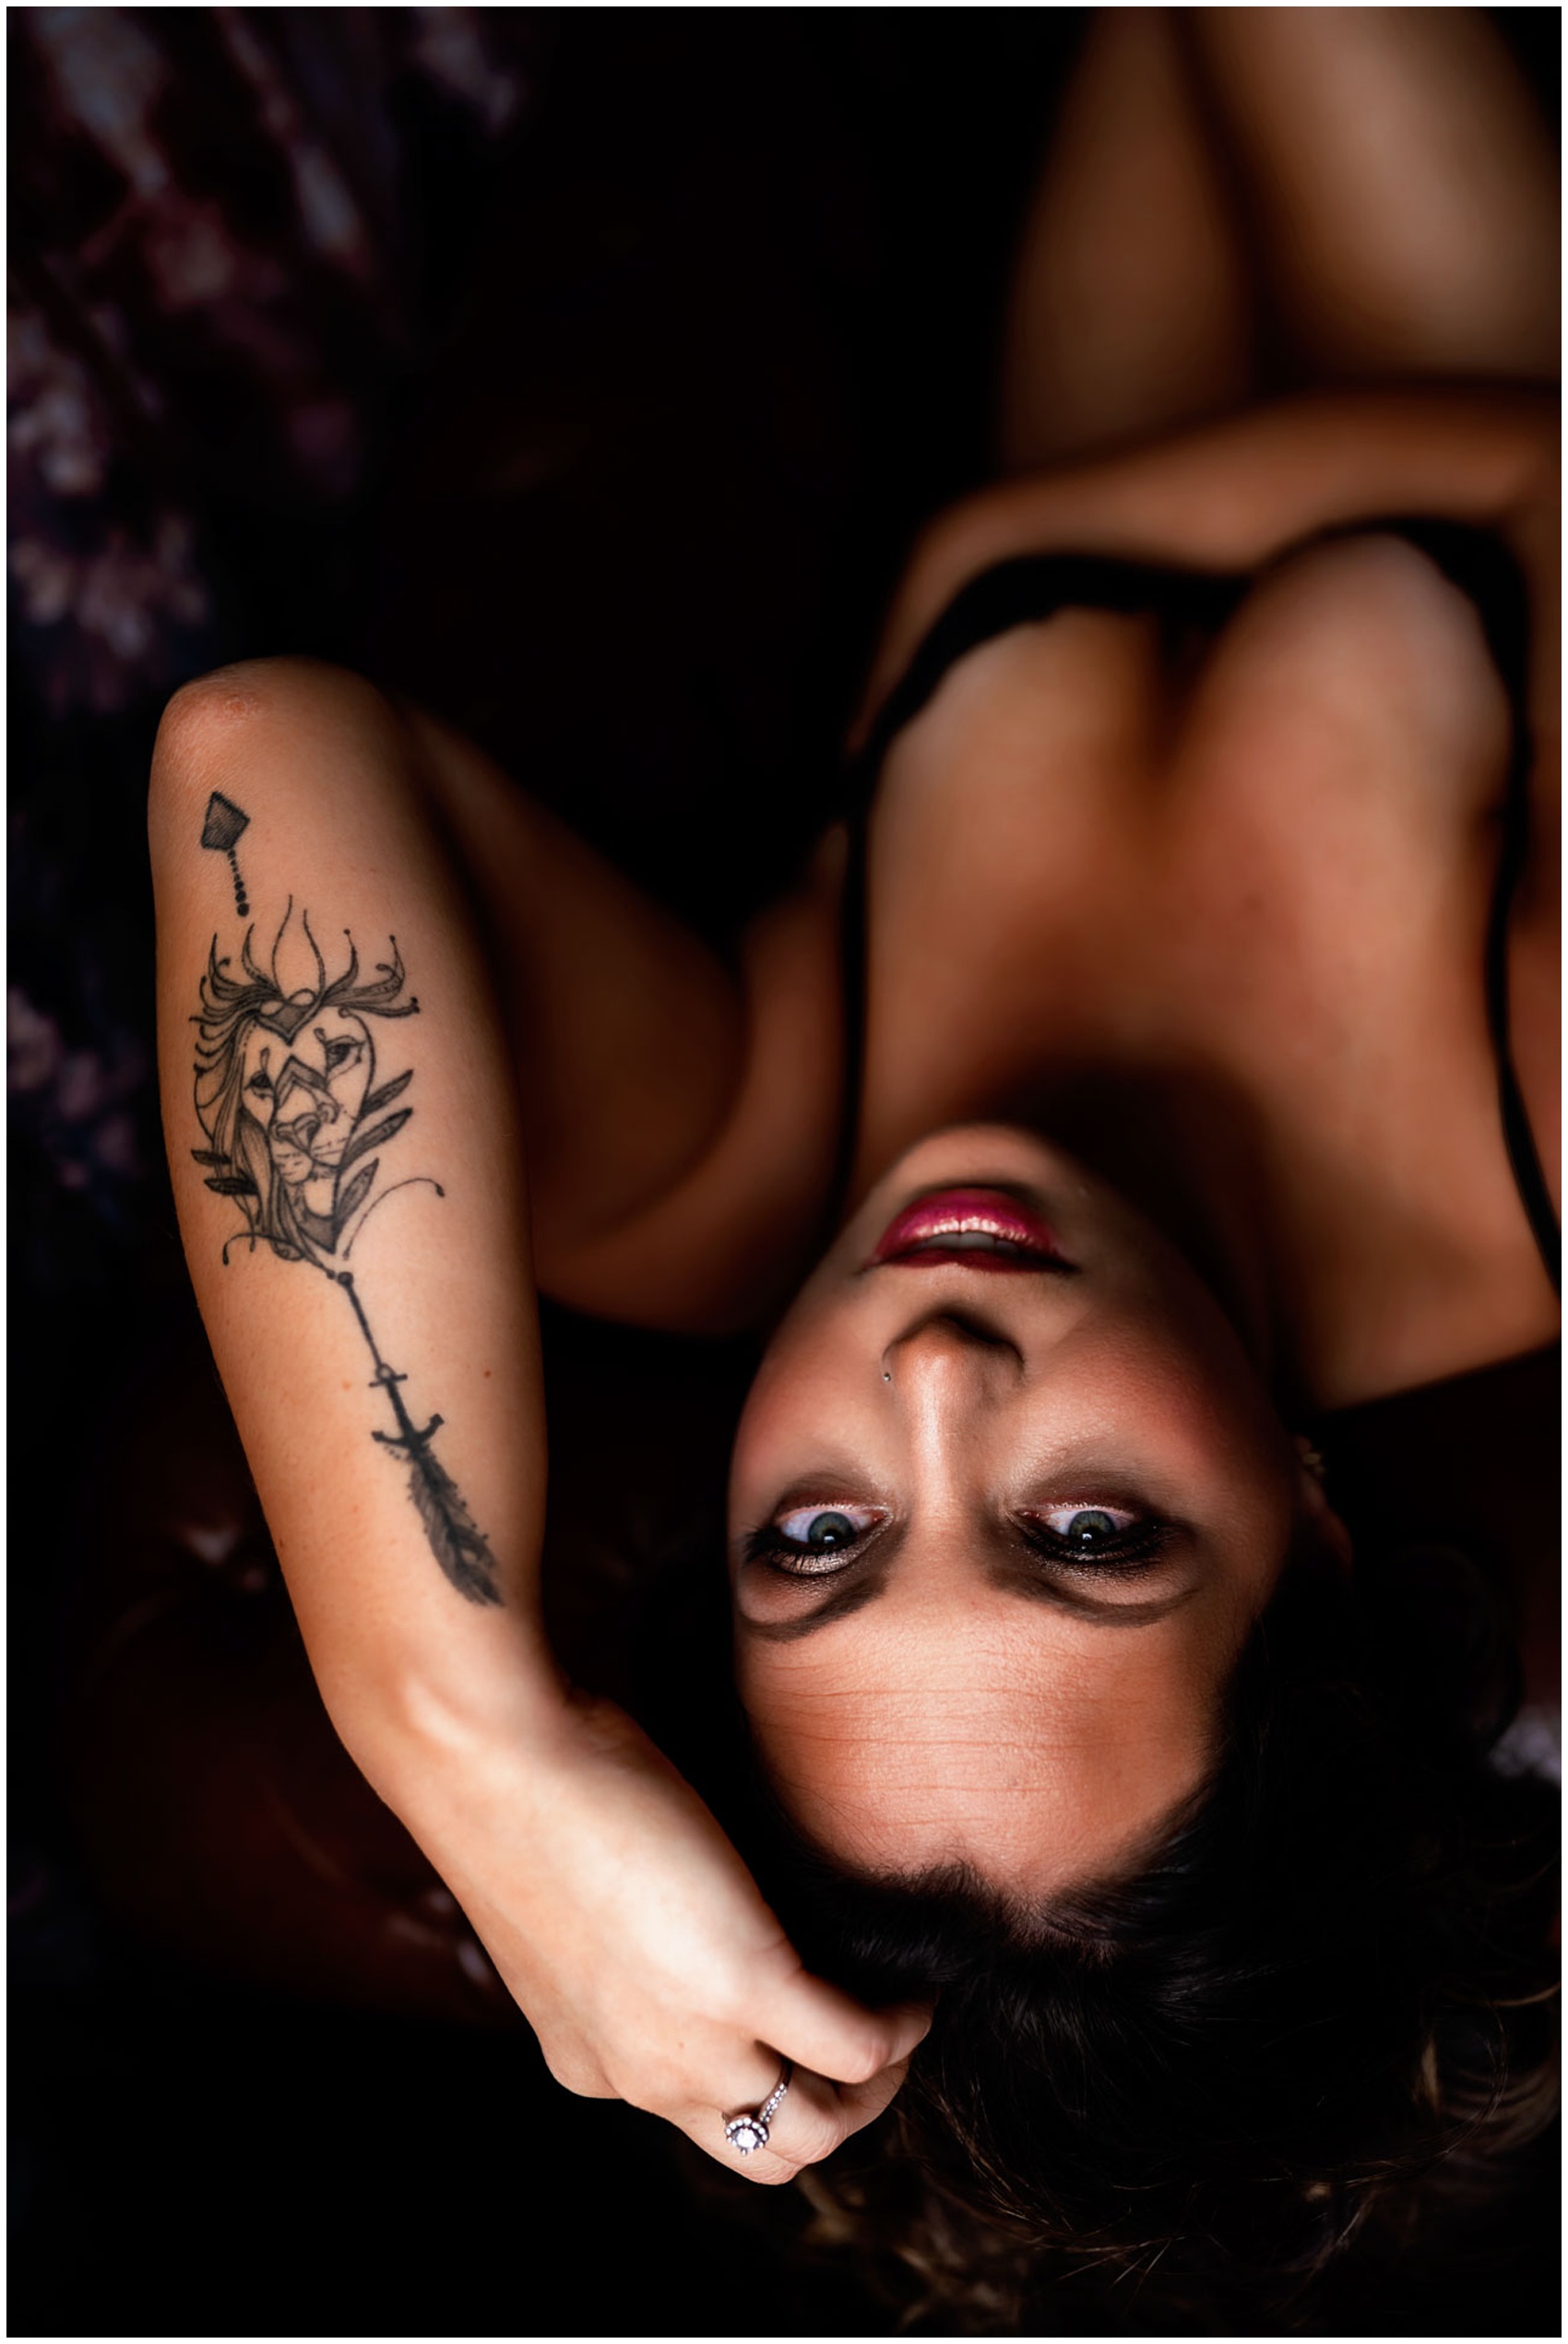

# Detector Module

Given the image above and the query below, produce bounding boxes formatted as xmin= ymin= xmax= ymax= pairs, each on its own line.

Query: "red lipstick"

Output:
xmin=869 ymin=1185 xmax=1073 ymax=1271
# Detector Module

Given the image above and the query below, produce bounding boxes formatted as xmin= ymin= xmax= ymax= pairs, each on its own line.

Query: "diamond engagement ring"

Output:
xmin=724 ymin=2061 xmax=793 ymax=2155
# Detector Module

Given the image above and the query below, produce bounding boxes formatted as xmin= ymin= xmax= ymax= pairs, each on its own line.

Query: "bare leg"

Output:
xmin=996 ymin=7 xmax=1256 ymax=469
xmin=998 ymin=8 xmax=1557 ymax=470
xmin=1189 ymin=6 xmax=1559 ymax=387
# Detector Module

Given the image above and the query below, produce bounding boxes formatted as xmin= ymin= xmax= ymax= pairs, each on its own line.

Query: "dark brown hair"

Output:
xmin=636 ymin=1526 xmax=1559 ymax=2332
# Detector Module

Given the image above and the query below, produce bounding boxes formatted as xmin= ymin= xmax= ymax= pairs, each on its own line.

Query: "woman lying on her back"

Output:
xmin=151 ymin=9 xmax=1558 ymax=2324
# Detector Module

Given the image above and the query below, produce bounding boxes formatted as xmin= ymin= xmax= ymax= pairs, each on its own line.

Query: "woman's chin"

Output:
xmin=847 ymin=1124 xmax=1094 ymax=1233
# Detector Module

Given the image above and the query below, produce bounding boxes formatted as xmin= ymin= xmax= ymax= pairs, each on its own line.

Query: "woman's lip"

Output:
xmin=869 ymin=1186 xmax=1074 ymax=1271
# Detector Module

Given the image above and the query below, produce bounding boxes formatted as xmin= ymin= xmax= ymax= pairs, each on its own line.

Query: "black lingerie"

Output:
xmin=833 ymin=520 xmax=1560 ymax=1296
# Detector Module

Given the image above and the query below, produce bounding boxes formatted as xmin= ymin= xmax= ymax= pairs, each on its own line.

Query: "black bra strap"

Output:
xmin=1365 ymin=521 xmax=1558 ymax=1296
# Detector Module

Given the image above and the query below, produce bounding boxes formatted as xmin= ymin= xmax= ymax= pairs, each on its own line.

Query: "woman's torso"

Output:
xmin=790 ymin=393 xmax=1556 ymax=1420
xmin=504 ymin=393 xmax=1558 ymax=1404
xmin=851 ymin=521 xmax=1555 ymax=1410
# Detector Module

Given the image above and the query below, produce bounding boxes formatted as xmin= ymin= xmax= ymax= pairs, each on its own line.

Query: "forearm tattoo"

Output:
xmin=189 ymin=792 xmax=502 ymax=1605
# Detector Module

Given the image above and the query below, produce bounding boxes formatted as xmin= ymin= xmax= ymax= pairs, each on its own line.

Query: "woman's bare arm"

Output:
xmin=151 ymin=658 xmax=556 ymax=1745
xmin=149 ymin=655 xmax=921 ymax=2179
xmin=402 ymin=706 xmax=846 ymax=1334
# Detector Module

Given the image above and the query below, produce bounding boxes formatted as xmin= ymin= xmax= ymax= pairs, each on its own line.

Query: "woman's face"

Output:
xmin=729 ymin=1127 xmax=1309 ymax=1899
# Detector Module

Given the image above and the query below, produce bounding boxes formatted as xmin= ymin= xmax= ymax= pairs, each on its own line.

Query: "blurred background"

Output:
xmin=8 ymin=11 xmax=1559 ymax=2336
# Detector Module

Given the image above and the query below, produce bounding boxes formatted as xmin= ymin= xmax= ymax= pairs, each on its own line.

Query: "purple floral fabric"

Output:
xmin=9 ymin=7 xmax=530 ymax=1263
xmin=10 ymin=6 xmax=524 ymax=711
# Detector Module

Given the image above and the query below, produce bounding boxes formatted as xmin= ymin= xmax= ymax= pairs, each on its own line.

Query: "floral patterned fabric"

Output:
xmin=10 ymin=6 xmax=524 ymax=708
xmin=8 ymin=6 xmax=530 ymax=1277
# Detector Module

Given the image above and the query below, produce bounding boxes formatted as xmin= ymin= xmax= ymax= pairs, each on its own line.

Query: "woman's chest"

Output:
xmin=854 ymin=534 xmax=1557 ymax=1405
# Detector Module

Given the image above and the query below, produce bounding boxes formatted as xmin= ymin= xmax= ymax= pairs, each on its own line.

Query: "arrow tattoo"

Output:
xmin=191 ymin=895 xmax=501 ymax=1605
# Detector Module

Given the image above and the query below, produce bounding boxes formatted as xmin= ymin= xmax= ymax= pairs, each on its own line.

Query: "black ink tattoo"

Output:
xmin=191 ymin=902 xmax=503 ymax=1606
xmin=201 ymin=792 xmax=252 ymax=918
xmin=191 ymin=901 xmax=420 ymax=1261
xmin=337 ymin=1268 xmax=503 ymax=1607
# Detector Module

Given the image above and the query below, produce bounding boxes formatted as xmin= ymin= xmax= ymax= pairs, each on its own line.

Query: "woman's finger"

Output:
xmin=678 ymin=2062 xmax=855 ymax=2186
xmin=757 ymin=2056 xmax=916 ymax=2168
xmin=540 ymin=2040 xmax=619 ymax=2100
xmin=750 ymin=2064 xmax=854 ymax=2171
xmin=761 ymin=1970 xmax=934 ymax=2088
xmin=835 ymin=2052 xmax=914 ymax=2137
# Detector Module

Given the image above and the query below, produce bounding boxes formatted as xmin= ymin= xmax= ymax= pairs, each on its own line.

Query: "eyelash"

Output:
xmin=742 ymin=1522 xmax=874 ymax=1578
xmin=1016 ymin=1515 xmax=1172 ymax=1576
xmin=743 ymin=1508 xmax=1174 ymax=1581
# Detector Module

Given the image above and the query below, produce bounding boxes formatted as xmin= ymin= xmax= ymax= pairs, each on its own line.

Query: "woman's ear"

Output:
xmin=1293 ymin=1435 xmax=1353 ymax=1573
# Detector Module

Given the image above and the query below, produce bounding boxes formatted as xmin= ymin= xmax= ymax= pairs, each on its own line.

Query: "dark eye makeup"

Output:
xmin=742 ymin=1504 xmax=886 ymax=1578
xmin=742 ymin=1498 xmax=1179 ymax=1582
xmin=1015 ymin=1509 xmax=1174 ymax=1575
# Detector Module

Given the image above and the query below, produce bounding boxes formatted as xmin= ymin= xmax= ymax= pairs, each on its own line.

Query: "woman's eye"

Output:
xmin=778 ymin=1505 xmax=875 ymax=1550
xmin=763 ymin=1504 xmax=883 ymax=1575
xmin=245 ymin=1070 xmax=274 ymax=1099
xmin=1038 ymin=1504 xmax=1138 ymax=1549
xmin=1019 ymin=1503 xmax=1168 ymax=1571
xmin=324 ymin=1041 xmax=360 ymax=1073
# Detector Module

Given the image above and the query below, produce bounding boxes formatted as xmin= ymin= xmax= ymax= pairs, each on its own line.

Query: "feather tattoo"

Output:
xmin=339 ymin=1271 xmax=502 ymax=1607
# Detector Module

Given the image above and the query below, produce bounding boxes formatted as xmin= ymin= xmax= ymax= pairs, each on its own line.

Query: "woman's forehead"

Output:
xmin=750 ymin=1651 xmax=1209 ymax=1894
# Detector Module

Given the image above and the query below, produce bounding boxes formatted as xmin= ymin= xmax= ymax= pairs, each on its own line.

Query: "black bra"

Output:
xmin=833 ymin=519 xmax=1560 ymax=1296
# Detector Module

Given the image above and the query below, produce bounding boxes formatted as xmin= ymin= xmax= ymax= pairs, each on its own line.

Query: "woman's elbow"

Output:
xmin=148 ymin=658 xmax=406 ymax=857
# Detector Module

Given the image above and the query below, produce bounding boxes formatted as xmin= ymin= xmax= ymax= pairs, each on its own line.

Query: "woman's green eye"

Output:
xmin=1063 ymin=1508 xmax=1119 ymax=1547
xmin=1032 ymin=1503 xmax=1143 ymax=1549
xmin=1020 ymin=1501 xmax=1169 ymax=1573
xmin=797 ymin=1510 xmax=857 ymax=1550
xmin=766 ymin=1504 xmax=883 ymax=1567
xmin=811 ymin=1511 xmax=856 ymax=1549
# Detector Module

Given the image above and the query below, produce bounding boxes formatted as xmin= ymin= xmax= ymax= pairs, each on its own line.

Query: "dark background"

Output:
xmin=8 ymin=11 xmax=1559 ymax=2337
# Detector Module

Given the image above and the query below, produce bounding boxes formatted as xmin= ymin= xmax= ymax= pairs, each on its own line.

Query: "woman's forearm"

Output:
xmin=149 ymin=657 xmax=566 ymax=1795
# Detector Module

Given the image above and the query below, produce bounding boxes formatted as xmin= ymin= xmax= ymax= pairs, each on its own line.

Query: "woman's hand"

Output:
xmin=390 ymin=1694 xmax=932 ymax=2184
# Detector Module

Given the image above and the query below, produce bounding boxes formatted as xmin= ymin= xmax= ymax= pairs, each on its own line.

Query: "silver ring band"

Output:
xmin=724 ymin=2059 xmax=793 ymax=2155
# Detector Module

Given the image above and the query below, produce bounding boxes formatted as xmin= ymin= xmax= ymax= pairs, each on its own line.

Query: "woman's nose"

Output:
xmin=881 ymin=1315 xmax=1024 ymax=1483
xmin=883 ymin=1307 xmax=1024 ymax=1385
